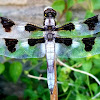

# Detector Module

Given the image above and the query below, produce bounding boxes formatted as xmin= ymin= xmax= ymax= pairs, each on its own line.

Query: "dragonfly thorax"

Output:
xmin=44 ymin=18 xmax=56 ymax=26
xmin=46 ymin=33 xmax=54 ymax=41
xmin=44 ymin=25 xmax=56 ymax=31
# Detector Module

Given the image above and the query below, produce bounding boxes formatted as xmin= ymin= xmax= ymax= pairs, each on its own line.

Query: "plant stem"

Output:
xmin=87 ymin=76 xmax=93 ymax=97
xmin=58 ymin=0 xmax=68 ymax=22
xmin=50 ymin=60 xmax=58 ymax=100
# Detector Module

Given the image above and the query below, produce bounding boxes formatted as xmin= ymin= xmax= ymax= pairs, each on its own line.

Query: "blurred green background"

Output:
xmin=0 ymin=0 xmax=100 ymax=100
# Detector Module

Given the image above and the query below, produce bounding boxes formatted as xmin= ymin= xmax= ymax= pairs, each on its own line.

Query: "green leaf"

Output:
xmin=77 ymin=0 xmax=85 ymax=3
xmin=42 ymin=95 xmax=50 ymax=100
xmin=90 ymin=83 xmax=98 ymax=93
xmin=76 ymin=94 xmax=87 ymax=100
xmin=58 ymin=67 xmax=70 ymax=82
xmin=62 ymin=82 xmax=69 ymax=92
xmin=75 ymin=77 xmax=83 ymax=86
xmin=89 ymin=99 xmax=100 ymax=100
xmin=40 ymin=59 xmax=47 ymax=70
xmin=29 ymin=58 xmax=38 ymax=66
xmin=66 ymin=11 xmax=72 ymax=21
xmin=24 ymin=89 xmax=38 ymax=100
xmin=0 ymin=63 xmax=5 ymax=74
xmin=9 ymin=62 xmax=22 ymax=83
xmin=85 ymin=10 xmax=95 ymax=18
xmin=91 ymin=68 xmax=100 ymax=75
xmin=82 ymin=61 xmax=92 ymax=72
xmin=67 ymin=0 xmax=75 ymax=9
xmin=3 ymin=62 xmax=12 ymax=81
xmin=93 ymin=58 xmax=100 ymax=68
xmin=37 ymin=85 xmax=44 ymax=95
xmin=4 ymin=95 xmax=18 ymax=100
xmin=52 ymin=0 xmax=65 ymax=13
xmin=92 ymin=0 xmax=100 ymax=10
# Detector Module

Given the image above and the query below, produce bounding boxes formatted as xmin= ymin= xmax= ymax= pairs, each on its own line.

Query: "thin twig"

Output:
xmin=28 ymin=74 xmax=62 ymax=83
xmin=57 ymin=58 xmax=100 ymax=85
xmin=28 ymin=74 xmax=47 ymax=81
xmin=92 ymin=92 xmax=100 ymax=99
xmin=28 ymin=74 xmax=85 ymax=90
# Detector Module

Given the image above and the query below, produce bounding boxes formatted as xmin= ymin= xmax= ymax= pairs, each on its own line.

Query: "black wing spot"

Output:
xmin=82 ymin=37 xmax=96 ymax=51
xmin=0 ymin=17 xmax=15 ymax=32
xmin=25 ymin=24 xmax=44 ymax=32
xmin=28 ymin=38 xmax=45 ymax=46
xmin=84 ymin=45 xmax=92 ymax=51
xmin=55 ymin=38 xmax=72 ymax=46
xmin=56 ymin=23 xmax=75 ymax=31
xmin=84 ymin=15 xmax=98 ymax=30
xmin=5 ymin=39 xmax=18 ymax=53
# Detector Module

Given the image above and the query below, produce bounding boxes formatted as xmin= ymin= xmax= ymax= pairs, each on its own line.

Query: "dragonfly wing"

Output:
xmin=55 ymin=37 xmax=100 ymax=58
xmin=0 ymin=38 xmax=45 ymax=59
xmin=0 ymin=17 xmax=44 ymax=39
xmin=57 ymin=15 xmax=100 ymax=37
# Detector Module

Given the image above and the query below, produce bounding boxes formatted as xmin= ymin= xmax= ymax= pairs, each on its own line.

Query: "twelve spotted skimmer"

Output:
xmin=0 ymin=6 xmax=100 ymax=93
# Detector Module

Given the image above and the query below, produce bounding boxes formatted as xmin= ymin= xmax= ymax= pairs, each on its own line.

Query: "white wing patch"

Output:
xmin=17 ymin=23 xmax=26 ymax=32
xmin=72 ymin=40 xmax=80 ymax=48
xmin=20 ymin=40 xmax=29 ymax=48
xmin=1 ymin=22 xmax=31 ymax=39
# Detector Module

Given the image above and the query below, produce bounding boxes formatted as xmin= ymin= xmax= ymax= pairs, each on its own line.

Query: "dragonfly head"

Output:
xmin=44 ymin=6 xmax=56 ymax=18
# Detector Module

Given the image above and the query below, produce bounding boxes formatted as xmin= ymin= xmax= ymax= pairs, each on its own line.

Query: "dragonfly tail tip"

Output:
xmin=50 ymin=88 xmax=53 ymax=94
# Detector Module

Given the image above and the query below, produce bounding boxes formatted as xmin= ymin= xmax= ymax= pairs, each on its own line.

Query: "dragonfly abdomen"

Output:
xmin=46 ymin=41 xmax=55 ymax=93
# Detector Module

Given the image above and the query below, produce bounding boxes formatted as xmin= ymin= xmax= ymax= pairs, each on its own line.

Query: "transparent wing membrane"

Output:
xmin=57 ymin=22 xmax=100 ymax=38
xmin=0 ymin=17 xmax=43 ymax=39
xmin=57 ymin=15 xmax=100 ymax=37
xmin=55 ymin=37 xmax=100 ymax=58
xmin=0 ymin=39 xmax=45 ymax=59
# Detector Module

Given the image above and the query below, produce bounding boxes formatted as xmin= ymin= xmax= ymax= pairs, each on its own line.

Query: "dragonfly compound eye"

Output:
xmin=44 ymin=8 xmax=56 ymax=18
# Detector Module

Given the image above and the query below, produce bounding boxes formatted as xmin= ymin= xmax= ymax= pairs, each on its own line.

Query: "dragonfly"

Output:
xmin=0 ymin=6 xmax=100 ymax=93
